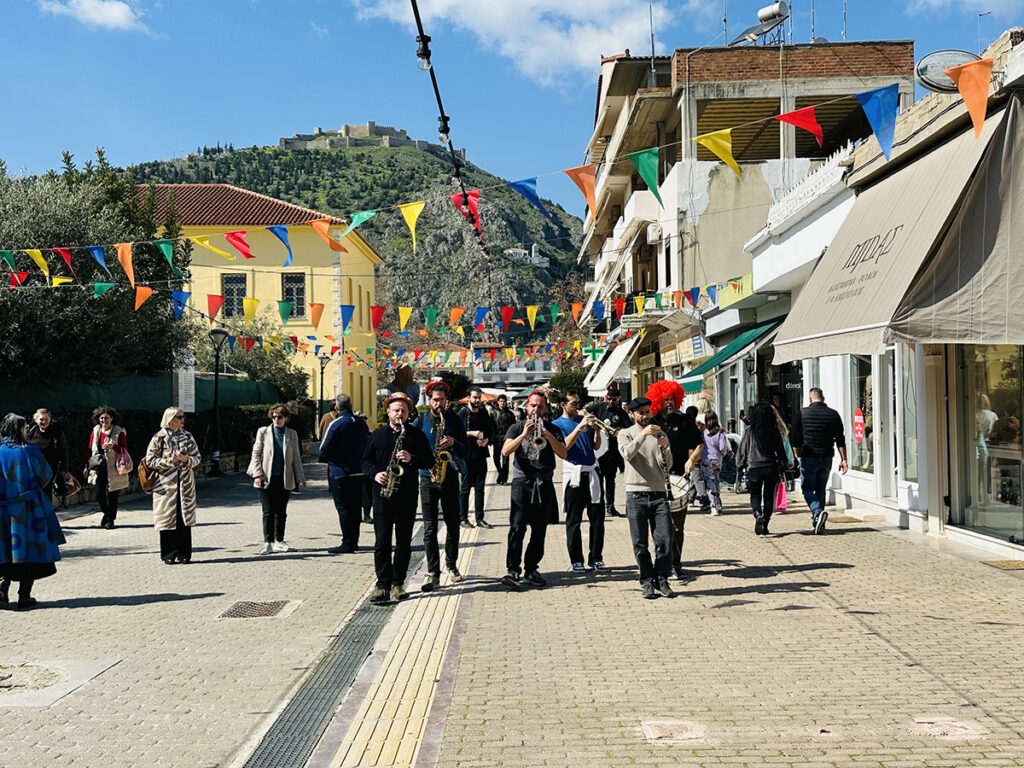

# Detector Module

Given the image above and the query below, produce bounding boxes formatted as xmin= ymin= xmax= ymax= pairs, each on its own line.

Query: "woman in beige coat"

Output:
xmin=247 ymin=404 xmax=306 ymax=555
xmin=146 ymin=407 xmax=202 ymax=564
xmin=87 ymin=406 xmax=129 ymax=529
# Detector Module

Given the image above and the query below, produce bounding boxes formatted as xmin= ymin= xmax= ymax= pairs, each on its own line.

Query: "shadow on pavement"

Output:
xmin=42 ymin=591 xmax=226 ymax=609
xmin=680 ymin=580 xmax=830 ymax=598
xmin=716 ymin=562 xmax=854 ymax=578
xmin=771 ymin=527 xmax=875 ymax=537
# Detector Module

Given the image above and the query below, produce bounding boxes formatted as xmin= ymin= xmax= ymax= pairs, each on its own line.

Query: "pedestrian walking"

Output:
xmin=317 ymin=400 xmax=339 ymax=441
xmin=86 ymin=406 xmax=129 ymax=529
xmin=319 ymin=395 xmax=370 ymax=554
xmin=145 ymin=407 xmax=202 ymax=564
xmin=248 ymin=404 xmax=306 ymax=555
xmin=0 ymin=413 xmax=66 ymax=610
xmin=790 ymin=387 xmax=848 ymax=534
xmin=552 ymin=390 xmax=606 ymax=572
xmin=27 ymin=408 xmax=70 ymax=502
xmin=458 ymin=386 xmax=496 ymax=529
xmin=287 ymin=401 xmax=308 ymax=444
xmin=362 ymin=393 xmax=433 ymax=604
xmin=772 ymin=404 xmax=796 ymax=496
xmin=701 ymin=411 xmax=731 ymax=515
xmin=588 ymin=386 xmax=631 ymax=517
xmin=499 ymin=391 xmax=567 ymax=590
xmin=618 ymin=397 xmax=676 ymax=600
xmin=736 ymin=403 xmax=790 ymax=535
xmin=355 ymin=411 xmax=374 ymax=524
xmin=490 ymin=395 xmax=516 ymax=485
xmin=387 ymin=365 xmax=421 ymax=406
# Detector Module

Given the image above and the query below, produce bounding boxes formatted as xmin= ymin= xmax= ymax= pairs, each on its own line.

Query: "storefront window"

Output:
xmin=957 ymin=345 xmax=1023 ymax=542
xmin=900 ymin=346 xmax=919 ymax=483
xmin=848 ymin=355 xmax=873 ymax=473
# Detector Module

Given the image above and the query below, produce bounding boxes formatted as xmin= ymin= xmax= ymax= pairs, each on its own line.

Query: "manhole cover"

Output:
xmin=828 ymin=516 xmax=860 ymax=523
xmin=219 ymin=600 xmax=291 ymax=618
xmin=910 ymin=717 xmax=987 ymax=740
xmin=640 ymin=720 xmax=706 ymax=744
xmin=982 ymin=560 xmax=1024 ymax=570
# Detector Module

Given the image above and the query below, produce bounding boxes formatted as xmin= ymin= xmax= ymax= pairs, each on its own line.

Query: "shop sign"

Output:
xmin=639 ymin=353 xmax=657 ymax=369
xmin=853 ymin=408 xmax=865 ymax=443
xmin=620 ymin=314 xmax=645 ymax=329
xmin=660 ymin=345 xmax=679 ymax=366
xmin=678 ymin=333 xmax=708 ymax=363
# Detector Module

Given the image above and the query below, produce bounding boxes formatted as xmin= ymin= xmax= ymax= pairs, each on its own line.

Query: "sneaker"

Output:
xmin=391 ymin=584 xmax=409 ymax=601
xmin=258 ymin=543 xmax=273 ymax=555
xmin=501 ymin=571 xmax=521 ymax=589
xmin=524 ymin=570 xmax=547 ymax=587
xmin=421 ymin=573 xmax=440 ymax=593
xmin=754 ymin=518 xmax=764 ymax=535
xmin=475 ymin=519 xmax=494 ymax=529
xmin=570 ymin=562 xmax=586 ymax=573
xmin=673 ymin=567 xmax=692 ymax=582
xmin=460 ymin=520 xmax=474 ymax=529
xmin=657 ymin=578 xmax=676 ymax=598
xmin=592 ymin=561 xmax=608 ymax=571
xmin=272 ymin=541 xmax=290 ymax=553
xmin=814 ymin=510 xmax=828 ymax=535
xmin=710 ymin=508 xmax=720 ymax=516
xmin=448 ymin=567 xmax=465 ymax=583
xmin=641 ymin=580 xmax=659 ymax=599
xmin=370 ymin=588 xmax=390 ymax=605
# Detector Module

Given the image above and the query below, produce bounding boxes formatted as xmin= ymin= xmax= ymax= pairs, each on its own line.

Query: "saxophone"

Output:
xmin=381 ymin=423 xmax=405 ymax=499
xmin=429 ymin=409 xmax=452 ymax=485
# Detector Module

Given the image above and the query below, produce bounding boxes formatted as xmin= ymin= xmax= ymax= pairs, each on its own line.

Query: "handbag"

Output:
xmin=774 ymin=480 xmax=788 ymax=511
xmin=114 ymin=444 xmax=134 ymax=475
xmin=62 ymin=471 xmax=82 ymax=496
xmin=87 ymin=453 xmax=105 ymax=471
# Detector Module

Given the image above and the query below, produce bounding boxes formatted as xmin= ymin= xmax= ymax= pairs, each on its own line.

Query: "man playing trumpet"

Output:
xmin=553 ymin=391 xmax=606 ymax=573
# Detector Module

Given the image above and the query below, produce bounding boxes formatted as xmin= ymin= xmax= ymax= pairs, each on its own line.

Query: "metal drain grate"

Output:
xmin=982 ymin=560 xmax=1024 ymax=570
xmin=220 ymin=601 xmax=290 ymax=619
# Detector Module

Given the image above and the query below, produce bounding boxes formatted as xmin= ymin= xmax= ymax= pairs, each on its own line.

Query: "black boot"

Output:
xmin=0 ymin=578 xmax=10 ymax=608
xmin=16 ymin=580 xmax=36 ymax=610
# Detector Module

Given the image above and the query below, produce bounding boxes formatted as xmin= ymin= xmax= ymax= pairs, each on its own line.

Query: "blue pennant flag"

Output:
xmin=227 ymin=335 xmax=237 ymax=351
xmin=473 ymin=306 xmax=489 ymax=329
xmin=506 ymin=178 xmax=552 ymax=219
xmin=266 ymin=225 xmax=293 ymax=267
xmin=705 ymin=285 xmax=718 ymax=305
xmin=171 ymin=290 xmax=190 ymax=320
xmin=86 ymin=245 xmax=111 ymax=277
xmin=855 ymin=84 xmax=899 ymax=161
xmin=593 ymin=300 xmax=605 ymax=324
xmin=340 ymin=304 xmax=355 ymax=331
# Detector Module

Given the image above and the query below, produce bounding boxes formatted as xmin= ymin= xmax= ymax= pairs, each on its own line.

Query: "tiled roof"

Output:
xmin=142 ymin=183 xmax=347 ymax=227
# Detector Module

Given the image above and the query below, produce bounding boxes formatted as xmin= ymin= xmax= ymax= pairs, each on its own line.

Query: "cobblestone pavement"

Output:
xmin=0 ymin=462 xmax=375 ymax=768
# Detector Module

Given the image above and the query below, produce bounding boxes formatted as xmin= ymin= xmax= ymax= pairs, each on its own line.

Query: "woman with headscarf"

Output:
xmin=87 ymin=406 xmax=129 ymax=529
xmin=736 ymin=402 xmax=789 ymax=536
xmin=0 ymin=413 xmax=65 ymax=609
xmin=145 ymin=407 xmax=202 ymax=564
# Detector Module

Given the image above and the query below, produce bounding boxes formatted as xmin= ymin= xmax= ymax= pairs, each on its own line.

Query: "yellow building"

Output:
xmin=151 ymin=183 xmax=381 ymax=416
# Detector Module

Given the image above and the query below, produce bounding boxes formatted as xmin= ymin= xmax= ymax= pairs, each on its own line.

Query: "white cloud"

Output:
xmin=907 ymin=0 xmax=1024 ymax=16
xmin=38 ymin=0 xmax=147 ymax=31
xmin=310 ymin=20 xmax=329 ymax=38
xmin=352 ymin=0 xmax=710 ymax=86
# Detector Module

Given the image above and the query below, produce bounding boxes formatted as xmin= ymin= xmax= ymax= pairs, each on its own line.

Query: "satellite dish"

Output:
xmin=916 ymin=50 xmax=982 ymax=93
xmin=813 ymin=36 xmax=830 ymax=43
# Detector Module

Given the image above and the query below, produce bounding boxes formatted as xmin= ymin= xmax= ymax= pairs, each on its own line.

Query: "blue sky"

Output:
xmin=3 ymin=0 xmax=1022 ymax=215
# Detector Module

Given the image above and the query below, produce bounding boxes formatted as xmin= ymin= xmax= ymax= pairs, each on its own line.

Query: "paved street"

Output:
xmin=4 ymin=464 xmax=1024 ymax=768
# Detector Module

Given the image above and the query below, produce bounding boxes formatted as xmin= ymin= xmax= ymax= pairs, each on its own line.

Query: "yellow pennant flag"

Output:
xmin=52 ymin=277 xmax=72 ymax=287
xmin=25 ymin=249 xmax=49 ymax=284
xmin=504 ymin=348 xmax=515 ymax=361
xmin=271 ymin=335 xmax=281 ymax=346
xmin=454 ymin=326 xmax=465 ymax=338
xmin=191 ymin=236 xmax=236 ymax=260
xmin=429 ymin=350 xmax=438 ymax=362
xmin=634 ymin=295 xmax=646 ymax=316
xmin=526 ymin=305 xmax=539 ymax=330
xmin=695 ymin=129 xmax=741 ymax=178
xmin=398 ymin=307 xmax=413 ymax=330
xmin=243 ymin=297 xmax=260 ymax=325
xmin=398 ymin=202 xmax=426 ymax=252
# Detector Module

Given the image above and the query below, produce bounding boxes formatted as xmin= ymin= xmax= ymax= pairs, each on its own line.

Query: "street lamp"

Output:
xmin=318 ymin=352 xmax=331 ymax=425
xmin=744 ymin=353 xmax=757 ymax=377
xmin=208 ymin=328 xmax=230 ymax=477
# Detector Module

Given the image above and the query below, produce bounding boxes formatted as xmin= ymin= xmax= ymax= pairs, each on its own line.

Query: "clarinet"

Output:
xmin=381 ymin=424 xmax=405 ymax=499
xmin=656 ymin=431 xmax=674 ymax=502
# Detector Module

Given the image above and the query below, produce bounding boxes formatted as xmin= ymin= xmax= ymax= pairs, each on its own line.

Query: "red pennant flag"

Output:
xmin=224 ymin=231 xmax=254 ymax=259
xmin=774 ymin=106 xmax=823 ymax=147
xmin=9 ymin=270 xmax=28 ymax=290
xmin=309 ymin=302 xmax=325 ymax=330
xmin=450 ymin=190 xmax=484 ymax=240
xmin=489 ymin=350 xmax=497 ymax=362
xmin=331 ymin=346 xmax=341 ymax=355
xmin=244 ymin=337 xmax=256 ymax=353
xmin=371 ymin=305 xmax=386 ymax=333
xmin=208 ymin=294 xmax=226 ymax=323
xmin=51 ymin=247 xmax=79 ymax=281
xmin=290 ymin=335 xmax=299 ymax=349
xmin=614 ymin=298 xmax=625 ymax=320
xmin=413 ymin=350 xmax=423 ymax=362
xmin=500 ymin=306 xmax=514 ymax=331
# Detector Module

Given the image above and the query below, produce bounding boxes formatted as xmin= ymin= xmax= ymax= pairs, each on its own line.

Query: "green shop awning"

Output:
xmin=681 ymin=319 xmax=782 ymax=394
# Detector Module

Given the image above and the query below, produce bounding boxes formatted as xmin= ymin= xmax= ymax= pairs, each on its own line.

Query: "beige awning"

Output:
xmin=584 ymin=335 xmax=642 ymax=396
xmin=773 ymin=105 xmax=1008 ymax=365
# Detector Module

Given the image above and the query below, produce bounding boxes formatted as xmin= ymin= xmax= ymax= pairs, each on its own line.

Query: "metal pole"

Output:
xmin=210 ymin=348 xmax=222 ymax=476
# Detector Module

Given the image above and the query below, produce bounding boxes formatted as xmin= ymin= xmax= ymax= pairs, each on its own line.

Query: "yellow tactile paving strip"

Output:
xmin=329 ymin=528 xmax=476 ymax=768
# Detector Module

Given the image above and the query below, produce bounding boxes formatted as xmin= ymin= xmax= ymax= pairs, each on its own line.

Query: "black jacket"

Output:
xmin=491 ymin=405 xmax=516 ymax=436
xmin=459 ymin=405 xmax=496 ymax=457
xmin=653 ymin=411 xmax=702 ymax=475
xmin=361 ymin=422 xmax=433 ymax=496
xmin=791 ymin=402 xmax=846 ymax=459
xmin=736 ymin=428 xmax=787 ymax=471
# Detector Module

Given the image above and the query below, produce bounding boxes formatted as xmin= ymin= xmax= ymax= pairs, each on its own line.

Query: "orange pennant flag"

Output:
xmin=134 ymin=286 xmax=154 ymax=310
xmin=449 ymin=307 xmax=466 ymax=326
xmin=571 ymin=302 xmax=584 ymax=325
xmin=672 ymin=289 xmax=684 ymax=308
xmin=115 ymin=243 xmax=135 ymax=287
xmin=309 ymin=302 xmax=325 ymax=330
xmin=564 ymin=164 xmax=597 ymax=220
xmin=945 ymin=58 xmax=993 ymax=139
xmin=307 ymin=218 xmax=348 ymax=252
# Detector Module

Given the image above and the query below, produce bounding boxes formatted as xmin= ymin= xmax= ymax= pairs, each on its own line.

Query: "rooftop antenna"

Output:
xmin=810 ymin=0 xmax=815 ymax=42
xmin=723 ymin=0 xmax=727 ymax=46
xmin=788 ymin=0 xmax=793 ymax=43
xmin=843 ymin=0 xmax=847 ymax=41
xmin=978 ymin=10 xmax=991 ymax=54
xmin=648 ymin=0 xmax=657 ymax=87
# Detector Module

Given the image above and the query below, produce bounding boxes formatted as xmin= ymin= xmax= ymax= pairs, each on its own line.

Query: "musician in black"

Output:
xmin=413 ymin=379 xmax=469 ymax=592
xmin=500 ymin=391 xmax=567 ymax=589
xmin=588 ymin=386 xmax=631 ymax=517
xmin=458 ymin=386 xmax=496 ymax=529
xmin=361 ymin=393 xmax=433 ymax=605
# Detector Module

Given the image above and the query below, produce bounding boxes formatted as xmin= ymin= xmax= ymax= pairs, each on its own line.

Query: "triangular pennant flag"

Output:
xmin=454 ymin=326 xmax=465 ymax=338
xmin=278 ymin=300 xmax=293 ymax=326
xmin=115 ymin=243 xmax=135 ymax=287
xmin=694 ymin=130 xmax=741 ymax=178
xmin=52 ymin=277 xmax=72 ymax=287
xmin=243 ymin=297 xmax=260 ymax=325
xmin=208 ymin=294 xmax=226 ymax=323
xmin=571 ymin=302 xmax=583 ymax=325
xmin=500 ymin=306 xmax=514 ymax=332
xmin=564 ymin=164 xmax=597 ymax=219
xmin=191 ymin=235 xmax=235 ymax=260
xmin=673 ymin=289 xmax=684 ymax=308
xmin=135 ymin=286 xmax=154 ymax=310
xmin=449 ymin=307 xmax=465 ymax=327
xmin=526 ymin=305 xmax=539 ymax=330
xmin=855 ymin=83 xmax=900 ymax=161
xmin=398 ymin=202 xmax=426 ymax=252
xmin=614 ymin=298 xmax=625 ymax=320
xmin=266 ymin=225 xmax=293 ymax=267
xmin=340 ymin=304 xmax=355 ymax=331
xmin=625 ymin=148 xmax=664 ymax=206
xmin=309 ymin=302 xmax=325 ymax=330
xmin=473 ymin=307 xmax=488 ymax=330
xmin=689 ymin=287 xmax=701 ymax=306
xmin=307 ymin=218 xmax=347 ymax=252
xmin=153 ymin=239 xmax=183 ymax=277
xmin=945 ymin=58 xmax=993 ymax=139
xmin=634 ymin=295 xmax=646 ymax=316
xmin=548 ymin=304 xmax=560 ymax=326
xmin=51 ymin=247 xmax=79 ymax=282
xmin=594 ymin=300 xmax=605 ymax=324
xmin=223 ymin=231 xmax=253 ymax=260
xmin=774 ymin=106 xmax=824 ymax=147
xmin=450 ymin=190 xmax=484 ymax=239
xmin=244 ymin=337 xmax=255 ymax=353
xmin=398 ymin=307 xmax=413 ymax=331
xmin=341 ymin=210 xmax=376 ymax=237
xmin=0 ymin=251 xmax=14 ymax=272
xmin=706 ymin=285 xmax=718 ymax=304
xmin=25 ymin=249 xmax=49 ymax=284
xmin=171 ymin=290 xmax=190 ymax=320
xmin=506 ymin=178 xmax=552 ymax=219
xmin=226 ymin=336 xmax=236 ymax=352
xmin=371 ymin=305 xmax=386 ymax=333
xmin=423 ymin=307 xmax=439 ymax=331
xmin=86 ymin=245 xmax=112 ymax=277
xmin=654 ymin=293 xmax=664 ymax=310
xmin=8 ymin=270 xmax=28 ymax=289
xmin=93 ymin=282 xmax=114 ymax=297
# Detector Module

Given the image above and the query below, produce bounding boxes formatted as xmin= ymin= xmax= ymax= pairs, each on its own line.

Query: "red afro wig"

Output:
xmin=645 ymin=380 xmax=684 ymax=414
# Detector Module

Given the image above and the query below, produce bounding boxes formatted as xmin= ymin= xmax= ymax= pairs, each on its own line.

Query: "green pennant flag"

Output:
xmin=341 ymin=210 xmax=376 ymax=237
xmin=549 ymin=303 xmax=560 ymax=326
xmin=444 ymin=350 xmax=452 ymax=363
xmin=284 ymin=341 xmax=293 ymax=354
xmin=0 ymin=251 xmax=15 ymax=272
xmin=94 ymin=282 xmax=115 ymax=297
xmin=654 ymin=293 xmax=663 ymax=310
xmin=154 ymin=239 xmax=184 ymax=277
xmin=625 ymin=148 xmax=663 ymax=207
xmin=278 ymin=301 xmax=293 ymax=327
xmin=343 ymin=327 xmax=351 ymax=336
xmin=423 ymin=306 xmax=439 ymax=331
xmin=366 ymin=348 xmax=374 ymax=355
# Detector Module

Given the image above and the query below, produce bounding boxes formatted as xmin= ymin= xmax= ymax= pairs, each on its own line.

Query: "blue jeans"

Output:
xmin=799 ymin=457 xmax=831 ymax=522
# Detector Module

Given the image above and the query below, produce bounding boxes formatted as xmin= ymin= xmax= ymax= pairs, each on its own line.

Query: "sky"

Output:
xmin=3 ymin=0 xmax=1023 ymax=216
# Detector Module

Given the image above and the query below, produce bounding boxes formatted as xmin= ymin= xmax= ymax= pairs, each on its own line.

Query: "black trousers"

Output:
xmin=330 ymin=475 xmax=363 ymax=550
xmin=671 ymin=504 xmax=687 ymax=571
xmin=506 ymin=478 xmax=554 ymax=574
xmin=626 ymin=492 xmax=673 ymax=582
xmin=96 ymin=469 xmax=119 ymax=522
xmin=421 ymin=476 xmax=461 ymax=574
xmin=492 ymin=443 xmax=509 ymax=484
xmin=159 ymin=497 xmax=193 ymax=562
xmin=747 ymin=465 xmax=779 ymax=523
xmin=563 ymin=479 xmax=605 ymax=565
xmin=259 ymin=476 xmax=290 ymax=542
xmin=460 ymin=453 xmax=487 ymax=522
xmin=598 ymin=451 xmax=621 ymax=510
xmin=361 ymin=476 xmax=373 ymax=518
xmin=372 ymin=487 xmax=417 ymax=589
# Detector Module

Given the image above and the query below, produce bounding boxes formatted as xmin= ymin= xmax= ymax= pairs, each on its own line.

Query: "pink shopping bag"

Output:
xmin=774 ymin=480 xmax=788 ymax=511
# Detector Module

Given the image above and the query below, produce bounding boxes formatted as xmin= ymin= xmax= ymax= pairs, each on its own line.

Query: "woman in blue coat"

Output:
xmin=0 ymin=413 xmax=66 ymax=610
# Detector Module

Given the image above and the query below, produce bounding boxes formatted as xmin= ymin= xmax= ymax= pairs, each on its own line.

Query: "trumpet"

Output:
xmin=382 ymin=423 xmax=405 ymax=499
xmin=429 ymin=409 xmax=452 ymax=486
xmin=527 ymin=416 xmax=546 ymax=458
xmin=583 ymin=404 xmax=620 ymax=437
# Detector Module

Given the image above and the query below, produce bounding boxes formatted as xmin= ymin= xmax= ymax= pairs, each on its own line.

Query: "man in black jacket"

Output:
xmin=361 ymin=393 xmax=434 ymax=604
xmin=319 ymin=394 xmax=370 ymax=554
xmin=459 ymin=387 xmax=496 ymax=529
xmin=588 ymin=386 xmax=631 ymax=517
xmin=790 ymin=387 xmax=848 ymax=534
xmin=490 ymin=395 xmax=516 ymax=485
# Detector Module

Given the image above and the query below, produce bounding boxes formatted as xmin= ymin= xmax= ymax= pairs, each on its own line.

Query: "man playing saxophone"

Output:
xmin=362 ymin=393 xmax=433 ymax=605
xmin=413 ymin=378 xmax=469 ymax=592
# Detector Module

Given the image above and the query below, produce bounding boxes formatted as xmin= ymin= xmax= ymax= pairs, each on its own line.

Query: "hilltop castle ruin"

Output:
xmin=279 ymin=121 xmax=466 ymax=160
